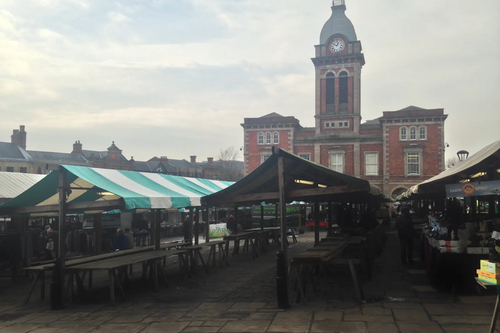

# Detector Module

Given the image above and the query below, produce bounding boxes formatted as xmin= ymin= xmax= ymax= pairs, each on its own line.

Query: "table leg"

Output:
xmin=24 ymin=271 xmax=41 ymax=304
xmin=152 ymin=260 xmax=159 ymax=291
xmin=197 ymin=250 xmax=208 ymax=273
xmin=489 ymin=286 xmax=500 ymax=333
xmin=348 ymin=259 xmax=363 ymax=302
xmin=75 ymin=271 xmax=86 ymax=299
xmin=40 ymin=271 xmax=45 ymax=300
xmin=219 ymin=243 xmax=230 ymax=267
xmin=157 ymin=260 xmax=169 ymax=287
xmin=109 ymin=270 xmax=115 ymax=306
xmin=88 ymin=271 xmax=93 ymax=288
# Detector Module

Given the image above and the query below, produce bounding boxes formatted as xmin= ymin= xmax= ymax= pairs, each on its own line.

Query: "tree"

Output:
xmin=217 ymin=146 xmax=240 ymax=181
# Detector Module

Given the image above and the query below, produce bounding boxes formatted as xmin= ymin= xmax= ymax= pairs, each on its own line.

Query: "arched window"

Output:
xmin=339 ymin=71 xmax=348 ymax=104
xmin=266 ymin=132 xmax=272 ymax=144
xmin=419 ymin=126 xmax=427 ymax=140
xmin=325 ymin=72 xmax=335 ymax=111
xmin=258 ymin=132 xmax=264 ymax=145
xmin=410 ymin=126 xmax=417 ymax=140
xmin=400 ymin=127 xmax=407 ymax=140
xmin=273 ymin=132 xmax=279 ymax=144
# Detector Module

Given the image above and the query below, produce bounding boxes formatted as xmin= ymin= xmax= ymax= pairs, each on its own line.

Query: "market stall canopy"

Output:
xmin=202 ymin=147 xmax=371 ymax=207
xmin=0 ymin=172 xmax=46 ymax=204
xmin=0 ymin=165 xmax=233 ymax=216
xmin=418 ymin=139 xmax=500 ymax=195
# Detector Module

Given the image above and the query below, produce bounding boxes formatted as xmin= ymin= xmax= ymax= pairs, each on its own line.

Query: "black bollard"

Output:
xmin=50 ymin=258 xmax=63 ymax=310
xmin=276 ymin=250 xmax=290 ymax=309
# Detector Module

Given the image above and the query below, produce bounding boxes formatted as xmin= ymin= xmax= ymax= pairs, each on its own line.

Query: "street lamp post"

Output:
xmin=457 ymin=150 xmax=469 ymax=162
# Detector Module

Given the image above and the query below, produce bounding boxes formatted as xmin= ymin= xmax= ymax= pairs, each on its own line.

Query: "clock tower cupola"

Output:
xmin=312 ymin=0 xmax=365 ymax=134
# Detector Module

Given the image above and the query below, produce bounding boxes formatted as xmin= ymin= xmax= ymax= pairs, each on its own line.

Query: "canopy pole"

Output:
xmin=314 ymin=201 xmax=320 ymax=246
xmin=154 ymin=209 xmax=161 ymax=250
xmin=260 ymin=205 xmax=264 ymax=230
xmin=194 ymin=209 xmax=200 ymax=245
xmin=328 ymin=201 xmax=333 ymax=236
xmin=52 ymin=166 xmax=67 ymax=310
xmin=276 ymin=154 xmax=290 ymax=309
xmin=278 ymin=155 xmax=287 ymax=253
xmin=204 ymin=207 xmax=210 ymax=243
xmin=94 ymin=213 xmax=102 ymax=254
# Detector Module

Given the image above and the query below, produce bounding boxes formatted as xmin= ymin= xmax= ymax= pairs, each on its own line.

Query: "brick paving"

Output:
xmin=0 ymin=229 xmax=498 ymax=332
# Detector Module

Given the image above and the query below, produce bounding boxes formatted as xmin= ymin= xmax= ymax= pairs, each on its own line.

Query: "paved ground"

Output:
xmin=0 ymin=228 xmax=498 ymax=333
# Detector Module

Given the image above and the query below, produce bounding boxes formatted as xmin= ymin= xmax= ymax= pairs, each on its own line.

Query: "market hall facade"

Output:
xmin=241 ymin=0 xmax=448 ymax=199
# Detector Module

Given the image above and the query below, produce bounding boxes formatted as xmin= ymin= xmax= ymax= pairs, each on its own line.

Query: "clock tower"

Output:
xmin=312 ymin=0 xmax=365 ymax=134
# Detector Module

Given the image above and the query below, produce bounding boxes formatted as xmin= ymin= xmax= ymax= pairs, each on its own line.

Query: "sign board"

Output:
xmin=251 ymin=205 xmax=302 ymax=216
xmin=209 ymin=223 xmax=227 ymax=238
xmin=445 ymin=180 xmax=500 ymax=198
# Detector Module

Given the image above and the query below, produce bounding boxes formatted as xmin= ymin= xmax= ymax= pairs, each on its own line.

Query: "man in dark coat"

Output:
xmin=396 ymin=207 xmax=414 ymax=264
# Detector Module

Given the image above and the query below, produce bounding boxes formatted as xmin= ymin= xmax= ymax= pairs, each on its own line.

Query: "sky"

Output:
xmin=0 ymin=0 xmax=499 ymax=163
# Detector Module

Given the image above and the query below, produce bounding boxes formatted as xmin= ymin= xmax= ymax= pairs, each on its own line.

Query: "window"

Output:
xmin=20 ymin=167 xmax=27 ymax=173
xmin=409 ymin=126 xmax=417 ymax=140
xmin=400 ymin=127 xmax=407 ymax=140
xmin=365 ymin=152 xmax=378 ymax=175
xmin=407 ymin=152 xmax=420 ymax=175
xmin=265 ymin=132 xmax=271 ymax=144
xmin=329 ymin=152 xmax=344 ymax=173
xmin=339 ymin=122 xmax=344 ymax=127
xmin=325 ymin=122 xmax=330 ymax=128
xmin=419 ymin=126 xmax=427 ymax=140
xmin=339 ymin=71 xmax=348 ymax=104
xmin=262 ymin=155 xmax=271 ymax=163
xmin=273 ymin=132 xmax=279 ymax=144
xmin=6 ymin=167 xmax=14 ymax=172
xmin=299 ymin=154 xmax=311 ymax=161
xmin=344 ymin=122 xmax=348 ymax=127
xmin=325 ymin=72 xmax=335 ymax=107
xmin=258 ymin=132 xmax=264 ymax=145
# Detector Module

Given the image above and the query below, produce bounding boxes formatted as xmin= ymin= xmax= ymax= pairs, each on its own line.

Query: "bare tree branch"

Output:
xmin=217 ymin=146 xmax=240 ymax=181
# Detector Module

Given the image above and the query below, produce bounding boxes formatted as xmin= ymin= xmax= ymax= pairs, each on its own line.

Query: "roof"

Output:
xmin=320 ymin=3 xmax=357 ymax=44
xmin=27 ymin=150 xmax=88 ymax=164
xmin=0 ymin=165 xmax=234 ymax=216
xmin=168 ymin=159 xmax=200 ymax=169
xmin=0 ymin=172 xmax=46 ymax=200
xmin=202 ymin=147 xmax=371 ymax=206
xmin=134 ymin=161 xmax=176 ymax=174
xmin=417 ymin=139 xmax=500 ymax=195
xmin=0 ymin=142 xmax=32 ymax=161
xmin=381 ymin=106 xmax=446 ymax=120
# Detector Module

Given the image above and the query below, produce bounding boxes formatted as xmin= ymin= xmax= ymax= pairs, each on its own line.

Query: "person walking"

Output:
xmin=396 ymin=206 xmax=414 ymax=264
xmin=183 ymin=215 xmax=193 ymax=245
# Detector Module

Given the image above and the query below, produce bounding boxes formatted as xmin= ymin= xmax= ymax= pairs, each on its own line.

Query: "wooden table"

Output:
xmin=223 ymin=232 xmax=259 ymax=258
xmin=476 ymin=277 xmax=500 ymax=333
xmin=182 ymin=245 xmax=209 ymax=275
xmin=67 ymin=250 xmax=170 ymax=305
xmin=202 ymin=240 xmax=229 ymax=268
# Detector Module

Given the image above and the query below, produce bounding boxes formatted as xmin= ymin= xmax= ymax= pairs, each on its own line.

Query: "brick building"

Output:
xmin=241 ymin=0 xmax=448 ymax=198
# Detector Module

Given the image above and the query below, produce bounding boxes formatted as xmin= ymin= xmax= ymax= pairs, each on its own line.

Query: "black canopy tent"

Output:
xmin=202 ymin=147 xmax=371 ymax=308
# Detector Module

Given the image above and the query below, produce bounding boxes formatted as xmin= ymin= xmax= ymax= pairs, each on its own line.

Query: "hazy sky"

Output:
xmin=0 ymin=0 xmax=499 ymax=162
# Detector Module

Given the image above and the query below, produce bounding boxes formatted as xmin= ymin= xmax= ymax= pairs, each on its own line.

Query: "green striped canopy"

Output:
xmin=0 ymin=165 xmax=233 ymax=213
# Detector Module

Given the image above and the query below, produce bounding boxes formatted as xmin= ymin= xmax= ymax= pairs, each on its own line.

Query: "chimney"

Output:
xmin=207 ymin=157 xmax=213 ymax=165
xmin=11 ymin=125 xmax=27 ymax=150
xmin=160 ymin=156 xmax=169 ymax=164
xmin=72 ymin=140 xmax=82 ymax=154
xmin=190 ymin=155 xmax=196 ymax=164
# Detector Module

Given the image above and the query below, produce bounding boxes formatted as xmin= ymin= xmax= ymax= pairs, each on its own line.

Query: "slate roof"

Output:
xmin=134 ymin=161 xmax=175 ymax=173
xmin=27 ymin=150 xmax=89 ymax=165
xmin=82 ymin=150 xmax=129 ymax=161
xmin=0 ymin=142 xmax=32 ymax=161
xmin=168 ymin=159 xmax=201 ymax=169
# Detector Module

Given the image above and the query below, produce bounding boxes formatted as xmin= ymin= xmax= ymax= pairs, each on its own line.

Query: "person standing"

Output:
xmin=226 ymin=213 xmax=236 ymax=235
xmin=396 ymin=207 xmax=414 ymax=264
xmin=124 ymin=228 xmax=135 ymax=249
xmin=183 ymin=215 xmax=193 ymax=245
xmin=114 ymin=229 xmax=128 ymax=251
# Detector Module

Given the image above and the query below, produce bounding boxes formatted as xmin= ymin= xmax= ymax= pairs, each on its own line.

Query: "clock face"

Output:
xmin=330 ymin=38 xmax=345 ymax=53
